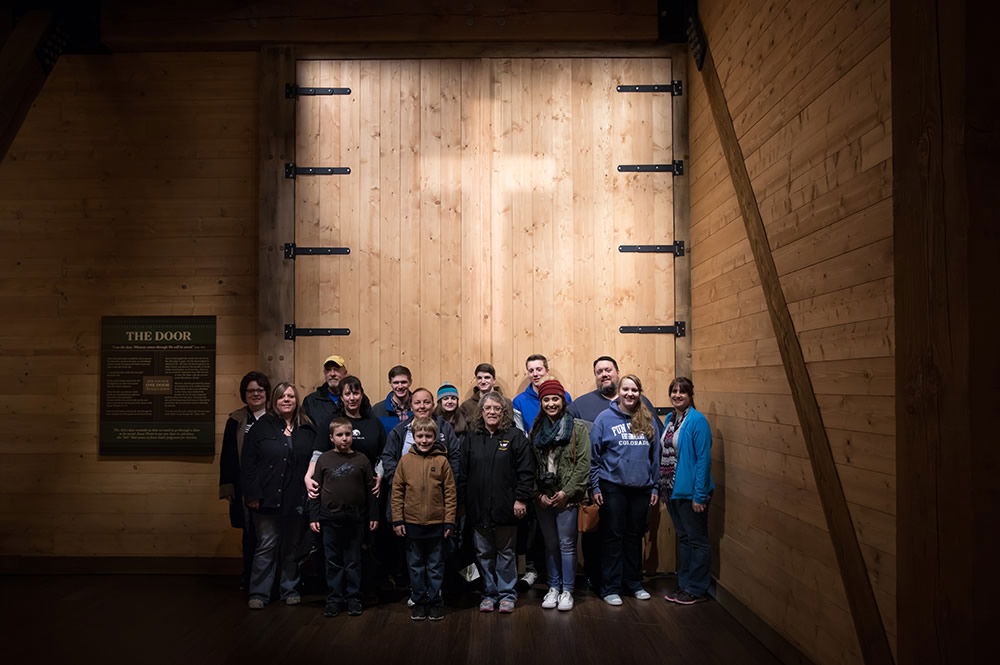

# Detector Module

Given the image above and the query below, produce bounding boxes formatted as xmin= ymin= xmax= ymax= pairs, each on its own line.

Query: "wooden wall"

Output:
xmin=292 ymin=58 xmax=677 ymax=403
xmin=688 ymin=1 xmax=894 ymax=663
xmin=0 ymin=53 xmax=257 ymax=557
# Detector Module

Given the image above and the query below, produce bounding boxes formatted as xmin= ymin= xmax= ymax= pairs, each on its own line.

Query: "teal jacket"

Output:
xmin=665 ymin=408 xmax=714 ymax=504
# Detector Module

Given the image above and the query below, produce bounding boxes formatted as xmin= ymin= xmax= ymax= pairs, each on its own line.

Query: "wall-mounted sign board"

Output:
xmin=100 ymin=316 xmax=216 ymax=456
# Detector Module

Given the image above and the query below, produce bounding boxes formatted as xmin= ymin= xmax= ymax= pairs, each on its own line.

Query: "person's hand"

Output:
xmin=692 ymin=501 xmax=705 ymax=513
xmin=552 ymin=491 xmax=568 ymax=509
xmin=649 ymin=493 xmax=659 ymax=507
xmin=224 ymin=495 xmax=233 ymax=503
xmin=444 ymin=528 xmax=452 ymax=539
xmin=245 ymin=499 xmax=260 ymax=510
xmin=369 ymin=521 xmax=378 ymax=532
xmin=310 ymin=521 xmax=320 ymax=533
xmin=305 ymin=476 xmax=319 ymax=499
xmin=372 ymin=475 xmax=382 ymax=497
xmin=593 ymin=492 xmax=603 ymax=506
xmin=513 ymin=500 xmax=527 ymax=519
xmin=538 ymin=494 xmax=553 ymax=507
xmin=393 ymin=524 xmax=406 ymax=537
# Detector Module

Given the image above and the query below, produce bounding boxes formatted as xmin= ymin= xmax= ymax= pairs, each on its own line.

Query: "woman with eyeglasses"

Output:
xmin=219 ymin=371 xmax=271 ymax=591
xmin=462 ymin=391 xmax=535 ymax=614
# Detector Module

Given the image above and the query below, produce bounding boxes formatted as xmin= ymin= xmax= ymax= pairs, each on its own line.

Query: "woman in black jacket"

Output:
xmin=241 ymin=382 xmax=316 ymax=609
xmin=218 ymin=371 xmax=270 ymax=590
xmin=462 ymin=391 xmax=535 ymax=614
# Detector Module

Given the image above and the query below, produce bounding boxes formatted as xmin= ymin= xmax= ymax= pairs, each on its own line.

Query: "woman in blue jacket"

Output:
xmin=590 ymin=374 xmax=662 ymax=606
xmin=660 ymin=376 xmax=714 ymax=604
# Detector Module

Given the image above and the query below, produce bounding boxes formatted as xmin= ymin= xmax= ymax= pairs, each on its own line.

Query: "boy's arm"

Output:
xmin=442 ymin=460 xmax=457 ymax=529
xmin=390 ymin=458 xmax=406 ymax=526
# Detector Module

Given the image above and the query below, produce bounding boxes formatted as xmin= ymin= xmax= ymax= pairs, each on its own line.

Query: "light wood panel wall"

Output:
xmin=0 ymin=53 xmax=257 ymax=556
xmin=293 ymin=58 xmax=677 ymax=405
xmin=688 ymin=1 xmax=894 ymax=663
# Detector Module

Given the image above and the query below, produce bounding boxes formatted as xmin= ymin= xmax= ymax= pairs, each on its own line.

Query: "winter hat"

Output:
xmin=537 ymin=379 xmax=565 ymax=401
xmin=437 ymin=383 xmax=459 ymax=399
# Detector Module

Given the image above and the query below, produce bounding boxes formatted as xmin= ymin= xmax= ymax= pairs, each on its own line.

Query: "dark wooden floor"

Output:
xmin=0 ymin=574 xmax=781 ymax=665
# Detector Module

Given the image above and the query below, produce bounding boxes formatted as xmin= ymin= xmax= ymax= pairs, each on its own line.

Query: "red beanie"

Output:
xmin=538 ymin=379 xmax=565 ymax=401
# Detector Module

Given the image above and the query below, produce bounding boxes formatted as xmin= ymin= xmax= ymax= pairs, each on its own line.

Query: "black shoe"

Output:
xmin=323 ymin=603 xmax=342 ymax=617
xmin=347 ymin=599 xmax=363 ymax=616
xmin=411 ymin=604 xmax=427 ymax=621
xmin=671 ymin=590 xmax=708 ymax=605
xmin=427 ymin=605 xmax=443 ymax=621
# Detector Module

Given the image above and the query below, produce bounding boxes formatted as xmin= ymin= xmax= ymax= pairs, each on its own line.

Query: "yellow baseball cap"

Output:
xmin=323 ymin=354 xmax=346 ymax=367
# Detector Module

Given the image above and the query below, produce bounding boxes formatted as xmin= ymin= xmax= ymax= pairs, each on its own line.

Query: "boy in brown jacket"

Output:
xmin=391 ymin=417 xmax=457 ymax=621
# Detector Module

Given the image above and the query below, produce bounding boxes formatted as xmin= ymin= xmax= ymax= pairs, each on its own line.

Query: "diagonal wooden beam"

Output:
xmin=0 ymin=10 xmax=56 ymax=164
xmin=692 ymin=18 xmax=895 ymax=665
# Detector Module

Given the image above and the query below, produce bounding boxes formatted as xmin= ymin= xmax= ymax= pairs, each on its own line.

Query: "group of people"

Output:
xmin=218 ymin=353 xmax=714 ymax=620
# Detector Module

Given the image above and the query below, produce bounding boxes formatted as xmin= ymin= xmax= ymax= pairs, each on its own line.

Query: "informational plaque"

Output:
xmin=100 ymin=316 xmax=216 ymax=456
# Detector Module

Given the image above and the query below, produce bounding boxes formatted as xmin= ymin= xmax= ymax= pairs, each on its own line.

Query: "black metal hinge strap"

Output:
xmin=616 ymin=81 xmax=683 ymax=95
xmin=286 ymin=84 xmax=351 ymax=98
xmin=283 ymin=243 xmax=351 ymax=259
xmin=284 ymin=325 xmax=351 ymax=340
xmin=619 ymin=241 xmax=685 ymax=256
xmin=617 ymin=161 xmax=684 ymax=175
xmin=619 ymin=322 xmax=686 ymax=337
xmin=285 ymin=163 xmax=351 ymax=178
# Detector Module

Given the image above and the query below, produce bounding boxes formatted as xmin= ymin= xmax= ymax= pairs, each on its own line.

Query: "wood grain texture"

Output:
xmin=690 ymin=1 xmax=895 ymax=664
xmin=293 ymin=58 xmax=676 ymax=406
xmin=258 ymin=47 xmax=295 ymax=383
xmin=893 ymin=1 xmax=1000 ymax=663
xmin=0 ymin=53 xmax=257 ymax=557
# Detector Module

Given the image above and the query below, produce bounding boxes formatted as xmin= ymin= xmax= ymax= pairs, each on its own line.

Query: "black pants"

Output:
xmin=322 ymin=520 xmax=364 ymax=605
xmin=599 ymin=481 xmax=650 ymax=597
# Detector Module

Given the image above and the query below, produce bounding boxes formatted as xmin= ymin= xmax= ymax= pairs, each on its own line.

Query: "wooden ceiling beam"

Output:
xmin=100 ymin=0 xmax=659 ymax=51
xmin=0 ymin=10 xmax=57 ymax=164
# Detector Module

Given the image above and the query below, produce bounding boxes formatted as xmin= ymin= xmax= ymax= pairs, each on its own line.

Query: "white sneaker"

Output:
xmin=603 ymin=594 xmax=623 ymax=606
xmin=633 ymin=588 xmax=651 ymax=600
xmin=541 ymin=587 xmax=559 ymax=609
xmin=557 ymin=591 xmax=574 ymax=611
xmin=519 ymin=570 xmax=538 ymax=588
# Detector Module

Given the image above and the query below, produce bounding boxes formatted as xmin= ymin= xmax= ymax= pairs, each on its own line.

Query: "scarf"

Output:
xmin=532 ymin=411 xmax=574 ymax=449
xmin=659 ymin=408 xmax=686 ymax=492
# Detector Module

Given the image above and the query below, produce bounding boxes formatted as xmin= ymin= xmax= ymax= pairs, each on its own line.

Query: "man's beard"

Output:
xmin=599 ymin=381 xmax=617 ymax=398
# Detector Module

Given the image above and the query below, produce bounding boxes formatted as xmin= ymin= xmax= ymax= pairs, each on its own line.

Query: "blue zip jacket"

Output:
xmin=372 ymin=391 xmax=412 ymax=436
xmin=590 ymin=400 xmax=662 ymax=494
xmin=512 ymin=383 xmax=573 ymax=433
xmin=665 ymin=408 xmax=714 ymax=503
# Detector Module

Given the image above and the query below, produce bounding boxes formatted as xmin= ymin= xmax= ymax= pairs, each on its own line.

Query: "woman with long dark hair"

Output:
xmin=661 ymin=376 xmax=714 ymax=605
xmin=590 ymin=374 xmax=661 ymax=606
xmin=241 ymin=382 xmax=316 ymax=608
xmin=528 ymin=379 xmax=590 ymax=611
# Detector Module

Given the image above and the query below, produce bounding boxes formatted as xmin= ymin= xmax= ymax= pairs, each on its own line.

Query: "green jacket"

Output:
xmin=530 ymin=418 xmax=591 ymax=504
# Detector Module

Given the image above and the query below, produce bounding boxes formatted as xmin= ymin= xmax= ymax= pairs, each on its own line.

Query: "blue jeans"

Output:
xmin=321 ymin=520 xmax=364 ymax=605
xmin=406 ymin=537 xmax=446 ymax=606
xmin=598 ymin=481 xmax=650 ymax=596
xmin=667 ymin=497 xmax=711 ymax=596
xmin=536 ymin=504 xmax=579 ymax=591
xmin=473 ymin=525 xmax=518 ymax=602
xmin=249 ymin=511 xmax=307 ymax=602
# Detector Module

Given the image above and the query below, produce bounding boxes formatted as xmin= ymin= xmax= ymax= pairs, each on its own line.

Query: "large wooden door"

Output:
xmin=293 ymin=58 xmax=675 ymax=405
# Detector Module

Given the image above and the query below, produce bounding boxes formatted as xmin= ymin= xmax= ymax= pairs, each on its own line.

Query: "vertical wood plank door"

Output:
xmin=293 ymin=58 xmax=676 ymax=406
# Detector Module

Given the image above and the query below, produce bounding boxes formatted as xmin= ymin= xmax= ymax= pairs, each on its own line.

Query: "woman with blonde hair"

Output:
xmin=589 ymin=374 xmax=662 ymax=606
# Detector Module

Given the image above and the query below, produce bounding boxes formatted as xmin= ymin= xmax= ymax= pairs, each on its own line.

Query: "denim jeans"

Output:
xmin=667 ymin=498 xmax=711 ymax=597
xmin=406 ymin=537 xmax=446 ymax=606
xmin=321 ymin=520 xmax=364 ymax=605
xmin=473 ymin=525 xmax=518 ymax=602
xmin=536 ymin=504 xmax=579 ymax=591
xmin=249 ymin=511 xmax=307 ymax=602
xmin=598 ymin=481 xmax=650 ymax=597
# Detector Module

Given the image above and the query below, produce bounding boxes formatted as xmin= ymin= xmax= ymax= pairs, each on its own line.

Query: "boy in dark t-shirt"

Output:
xmin=309 ymin=418 xmax=378 ymax=618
